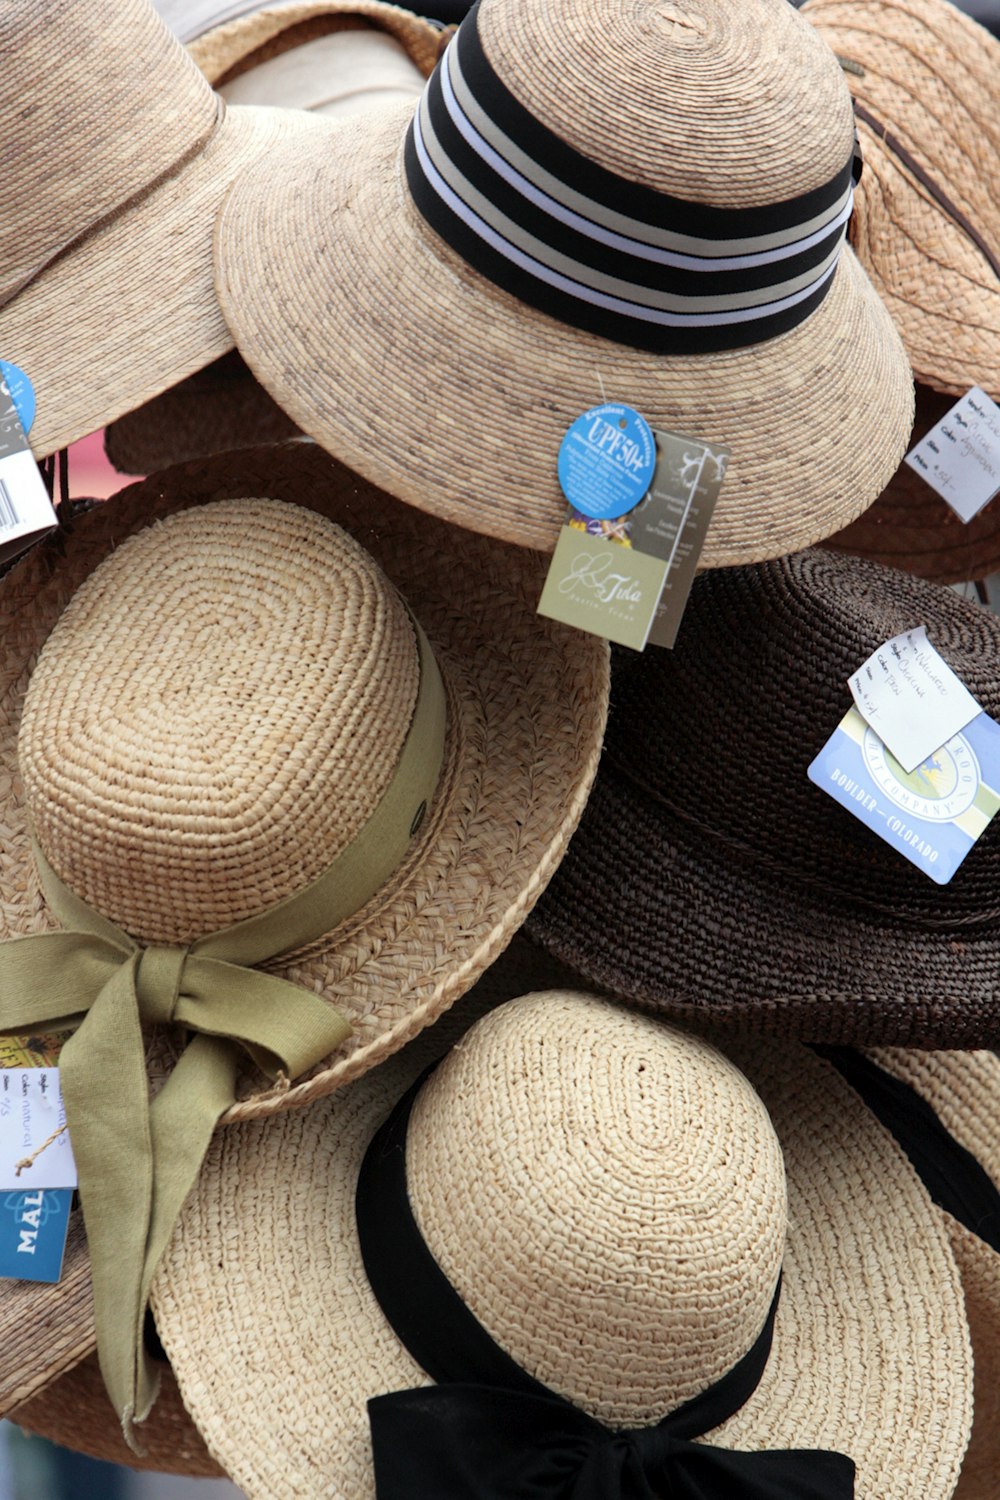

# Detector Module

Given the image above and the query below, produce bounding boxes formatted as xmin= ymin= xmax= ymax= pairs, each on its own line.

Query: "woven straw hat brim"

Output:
xmin=12 ymin=1353 xmax=222 ymax=1478
xmin=0 ymin=443 xmax=608 ymax=1120
xmin=190 ymin=1 xmax=443 ymax=83
xmin=213 ymin=106 xmax=914 ymax=565
xmin=0 ymin=105 xmax=332 ymax=461
xmin=803 ymin=0 xmax=1000 ymax=398
xmin=149 ymin=994 xmax=971 ymax=1500
xmin=861 ymin=1048 xmax=1000 ymax=1500
xmin=0 ymin=1216 xmax=92 ymax=1418
xmin=103 ymin=354 xmax=300 ymax=475
xmin=526 ymin=766 xmax=1000 ymax=1048
xmin=825 ymin=387 xmax=1000 ymax=583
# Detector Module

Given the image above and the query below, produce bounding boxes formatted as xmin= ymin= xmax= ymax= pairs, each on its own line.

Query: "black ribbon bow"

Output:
xmin=369 ymin=1384 xmax=855 ymax=1499
xmin=357 ymin=1070 xmax=857 ymax=1500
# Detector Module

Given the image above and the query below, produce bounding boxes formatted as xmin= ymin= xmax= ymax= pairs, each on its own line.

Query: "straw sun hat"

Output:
xmin=141 ymin=991 xmax=972 ymax=1498
xmin=528 ymin=547 xmax=1000 ymax=1048
xmin=7 ymin=931 xmax=578 ymax=1477
xmin=0 ymin=442 xmax=607 ymax=1441
xmin=212 ymin=0 xmax=914 ymax=566
xmin=803 ymin=0 xmax=1000 ymax=398
xmin=825 ymin=383 xmax=1000 ymax=584
xmin=0 ymin=0 xmax=342 ymax=461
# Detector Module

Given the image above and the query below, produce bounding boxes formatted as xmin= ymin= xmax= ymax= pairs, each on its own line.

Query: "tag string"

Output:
xmin=14 ymin=1121 xmax=68 ymax=1176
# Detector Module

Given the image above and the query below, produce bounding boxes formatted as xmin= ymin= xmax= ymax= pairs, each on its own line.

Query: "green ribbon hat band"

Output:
xmin=0 ymin=620 xmax=447 ymax=1451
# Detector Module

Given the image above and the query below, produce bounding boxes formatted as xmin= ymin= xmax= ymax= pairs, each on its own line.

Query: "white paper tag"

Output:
xmin=904 ymin=387 xmax=1000 ymax=523
xmin=848 ymin=627 xmax=981 ymax=774
xmin=0 ymin=1069 xmax=77 ymax=1191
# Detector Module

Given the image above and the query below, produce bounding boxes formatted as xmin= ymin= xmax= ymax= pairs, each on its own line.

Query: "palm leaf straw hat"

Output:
xmin=825 ymin=383 xmax=1000 ymax=584
xmin=529 ymin=547 xmax=1000 ymax=1049
xmin=189 ymin=1 xmax=443 ymax=103
xmin=102 ymin=3 xmax=446 ymax=477
xmin=806 ymin=1044 xmax=1000 ymax=1500
xmin=0 ymin=0 xmax=339 ymax=461
xmin=211 ymin=0 xmax=913 ymax=565
xmin=2 ymin=933 xmax=579 ymax=1476
xmin=145 ymin=991 xmax=973 ymax=1498
xmin=802 ymin=0 xmax=1000 ymax=399
xmin=0 ymin=443 xmax=608 ymax=1447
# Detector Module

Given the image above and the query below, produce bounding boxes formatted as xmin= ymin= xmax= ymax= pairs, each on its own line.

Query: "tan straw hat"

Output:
xmin=189 ymin=1 xmax=444 ymax=86
xmin=0 ymin=0 xmax=333 ymax=460
xmin=803 ymin=0 xmax=1000 ymax=398
xmin=813 ymin=1045 xmax=1000 ymax=1500
xmin=824 ymin=383 xmax=1000 ymax=582
xmin=0 ymin=442 xmax=607 ymax=1441
xmin=148 ymin=991 xmax=972 ymax=1498
xmin=212 ymin=0 xmax=914 ymax=565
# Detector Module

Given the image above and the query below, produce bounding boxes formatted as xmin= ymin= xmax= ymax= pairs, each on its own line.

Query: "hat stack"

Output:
xmin=2 ymin=0 xmax=1000 ymax=1495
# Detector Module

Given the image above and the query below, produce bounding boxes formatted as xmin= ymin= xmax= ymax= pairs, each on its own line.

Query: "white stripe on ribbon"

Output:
xmin=412 ymin=108 xmax=842 ymax=328
xmin=443 ymin=35 xmax=854 ymax=265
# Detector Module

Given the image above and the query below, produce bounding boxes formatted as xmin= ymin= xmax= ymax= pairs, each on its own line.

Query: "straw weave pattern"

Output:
xmin=0 ymin=0 xmax=215 ymax=308
xmin=805 ymin=0 xmax=1000 ymax=395
xmin=20 ymin=500 xmax=419 ymax=944
xmin=0 ymin=445 xmax=608 ymax=1116
xmin=151 ymin=995 xmax=972 ymax=1499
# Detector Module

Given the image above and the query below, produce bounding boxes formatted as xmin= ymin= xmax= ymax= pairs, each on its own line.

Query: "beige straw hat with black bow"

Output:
xmin=6 ymin=931 xmax=578 ymax=1476
xmin=212 ymin=0 xmax=913 ymax=566
xmin=0 ymin=443 xmax=607 ymax=1445
xmin=803 ymin=0 xmax=1000 ymax=398
xmin=141 ymin=992 xmax=972 ymax=1498
xmin=0 ymin=0 xmax=333 ymax=460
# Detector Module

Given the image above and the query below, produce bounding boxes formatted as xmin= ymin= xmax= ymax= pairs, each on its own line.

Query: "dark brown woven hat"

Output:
xmin=527 ymin=548 xmax=1000 ymax=1048
xmin=103 ymin=351 xmax=299 ymax=474
xmin=825 ymin=384 xmax=1000 ymax=584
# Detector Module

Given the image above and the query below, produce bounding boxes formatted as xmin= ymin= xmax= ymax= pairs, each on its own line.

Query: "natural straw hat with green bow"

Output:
xmin=0 ymin=441 xmax=609 ymax=1450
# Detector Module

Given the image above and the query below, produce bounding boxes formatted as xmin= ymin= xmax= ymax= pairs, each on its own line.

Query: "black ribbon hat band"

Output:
xmin=355 ymin=1069 xmax=856 ymax=1499
xmin=405 ymin=0 xmax=861 ymax=355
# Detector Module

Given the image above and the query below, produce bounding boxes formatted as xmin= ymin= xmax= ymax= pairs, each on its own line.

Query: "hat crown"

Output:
xmin=19 ymin=499 xmax=421 ymax=944
xmin=406 ymin=993 xmax=786 ymax=1427
xmin=476 ymin=0 xmax=855 ymax=207
xmin=1 ymin=0 xmax=216 ymax=309
xmin=608 ymin=548 xmax=1000 ymax=923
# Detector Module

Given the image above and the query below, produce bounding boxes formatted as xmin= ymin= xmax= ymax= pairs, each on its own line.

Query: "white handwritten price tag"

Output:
xmin=0 ymin=1069 xmax=76 ymax=1191
xmin=904 ymin=387 xmax=1000 ymax=522
xmin=849 ymin=627 xmax=981 ymax=774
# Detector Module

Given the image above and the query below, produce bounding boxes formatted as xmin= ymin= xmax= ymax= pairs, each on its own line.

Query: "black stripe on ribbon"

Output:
xmin=817 ymin=1047 xmax=1000 ymax=1255
xmin=404 ymin=0 xmax=860 ymax=354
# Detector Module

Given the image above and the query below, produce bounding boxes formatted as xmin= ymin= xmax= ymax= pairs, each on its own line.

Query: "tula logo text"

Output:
xmin=559 ymin=552 xmax=642 ymax=605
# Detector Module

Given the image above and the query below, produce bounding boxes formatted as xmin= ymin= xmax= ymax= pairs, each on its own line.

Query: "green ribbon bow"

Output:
xmin=0 ymin=622 xmax=447 ymax=1450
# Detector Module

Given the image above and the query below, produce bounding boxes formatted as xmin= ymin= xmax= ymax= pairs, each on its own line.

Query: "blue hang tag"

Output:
xmin=0 ymin=361 xmax=35 ymax=435
xmin=557 ymin=404 xmax=656 ymax=520
xmin=0 ymin=1188 xmax=73 ymax=1283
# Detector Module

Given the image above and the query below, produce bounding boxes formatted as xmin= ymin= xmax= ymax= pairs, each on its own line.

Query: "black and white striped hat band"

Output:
xmin=404 ymin=0 xmax=861 ymax=355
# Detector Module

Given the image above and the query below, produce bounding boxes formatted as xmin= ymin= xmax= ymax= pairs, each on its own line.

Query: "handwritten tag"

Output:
xmin=904 ymin=387 xmax=1000 ymax=522
xmin=0 ymin=1069 xmax=76 ymax=1191
xmin=848 ymin=627 xmax=980 ymax=775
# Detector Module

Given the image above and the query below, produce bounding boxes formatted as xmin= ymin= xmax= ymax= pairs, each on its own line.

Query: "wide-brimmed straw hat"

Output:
xmin=0 ymin=0 xmax=335 ymax=461
xmin=0 ymin=443 xmax=607 ymax=1440
xmin=529 ymin=547 xmax=1000 ymax=1048
xmin=5 ymin=931 xmax=577 ymax=1474
xmin=810 ymin=1044 xmax=1000 ymax=1500
xmin=803 ymin=0 xmax=1000 ymax=398
xmin=189 ymin=1 xmax=443 ymax=88
xmin=145 ymin=991 xmax=971 ymax=1497
xmin=212 ymin=0 xmax=913 ymax=566
xmin=825 ymin=383 xmax=1000 ymax=583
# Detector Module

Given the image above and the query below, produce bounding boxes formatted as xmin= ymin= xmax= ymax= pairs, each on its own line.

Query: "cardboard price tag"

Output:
xmin=848 ymin=627 xmax=980 ymax=774
xmin=0 ymin=367 xmax=56 ymax=568
xmin=904 ymin=387 xmax=1000 ymax=523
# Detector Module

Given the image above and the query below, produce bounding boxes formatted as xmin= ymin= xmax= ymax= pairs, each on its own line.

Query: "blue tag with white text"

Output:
xmin=0 ymin=1188 xmax=72 ymax=1283
xmin=808 ymin=707 xmax=1000 ymax=884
